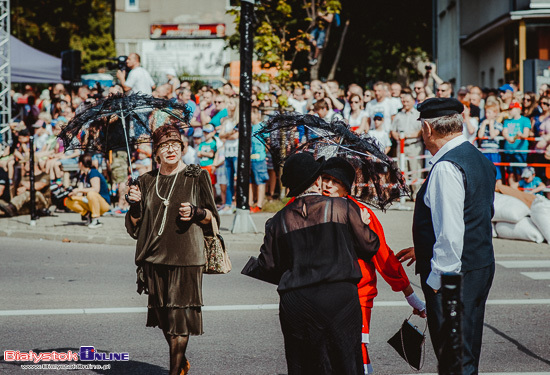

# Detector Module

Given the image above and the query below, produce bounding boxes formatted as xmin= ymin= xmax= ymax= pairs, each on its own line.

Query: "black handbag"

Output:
xmin=387 ymin=314 xmax=427 ymax=370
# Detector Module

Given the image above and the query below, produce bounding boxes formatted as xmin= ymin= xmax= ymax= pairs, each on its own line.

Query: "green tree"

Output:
xmin=227 ymin=0 xmax=342 ymax=92
xmin=11 ymin=0 xmax=115 ymax=74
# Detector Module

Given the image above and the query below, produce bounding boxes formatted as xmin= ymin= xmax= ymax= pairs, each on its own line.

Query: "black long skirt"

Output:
xmin=279 ymin=281 xmax=363 ymax=375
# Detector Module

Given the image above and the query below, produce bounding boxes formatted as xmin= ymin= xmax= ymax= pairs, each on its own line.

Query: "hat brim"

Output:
xmin=321 ymin=169 xmax=352 ymax=193
xmin=286 ymin=158 xmax=326 ymax=197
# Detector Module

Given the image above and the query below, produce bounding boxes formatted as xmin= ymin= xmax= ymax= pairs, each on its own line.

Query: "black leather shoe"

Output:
xmin=37 ymin=208 xmax=52 ymax=217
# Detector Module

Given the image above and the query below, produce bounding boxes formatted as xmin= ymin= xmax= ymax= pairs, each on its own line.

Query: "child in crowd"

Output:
xmin=197 ymin=124 xmax=217 ymax=191
xmin=477 ymin=102 xmax=503 ymax=182
xmin=367 ymin=112 xmax=392 ymax=154
xmin=502 ymin=101 xmax=531 ymax=185
xmin=517 ymin=167 xmax=546 ymax=195
xmin=250 ymin=107 xmax=269 ymax=213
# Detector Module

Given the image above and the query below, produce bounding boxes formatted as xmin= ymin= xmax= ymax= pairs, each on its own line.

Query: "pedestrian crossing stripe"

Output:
xmin=1 ymin=299 xmax=550 ymax=317
xmin=497 ymin=260 xmax=550 ymax=268
xmin=521 ymin=272 xmax=550 ymax=280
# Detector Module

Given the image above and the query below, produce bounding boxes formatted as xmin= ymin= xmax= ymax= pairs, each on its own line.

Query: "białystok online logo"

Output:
xmin=3 ymin=346 xmax=129 ymax=363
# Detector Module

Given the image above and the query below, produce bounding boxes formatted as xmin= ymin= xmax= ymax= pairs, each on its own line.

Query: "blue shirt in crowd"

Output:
xmin=519 ymin=177 xmax=544 ymax=195
xmin=503 ymin=116 xmax=531 ymax=151
xmin=210 ymin=108 xmax=228 ymax=128
xmin=85 ymin=168 xmax=111 ymax=204
xmin=251 ymin=123 xmax=267 ymax=160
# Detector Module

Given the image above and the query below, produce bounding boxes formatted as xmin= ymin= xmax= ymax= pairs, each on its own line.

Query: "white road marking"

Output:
xmin=1 ymin=299 xmax=550 ymax=317
xmin=521 ymin=272 xmax=550 ymax=280
xmin=497 ymin=260 xmax=550 ymax=268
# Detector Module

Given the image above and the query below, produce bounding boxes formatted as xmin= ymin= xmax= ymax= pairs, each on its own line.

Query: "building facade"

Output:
xmin=114 ymin=0 xmax=237 ymax=84
xmin=434 ymin=0 xmax=550 ymax=91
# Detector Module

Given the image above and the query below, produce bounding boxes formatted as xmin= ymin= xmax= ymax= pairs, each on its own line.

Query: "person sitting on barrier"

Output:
xmin=502 ymin=101 xmax=531 ymax=185
xmin=477 ymin=102 xmax=503 ymax=182
xmin=65 ymin=153 xmax=111 ymax=229
xmin=516 ymin=167 xmax=546 ymax=196
xmin=321 ymin=157 xmax=426 ymax=375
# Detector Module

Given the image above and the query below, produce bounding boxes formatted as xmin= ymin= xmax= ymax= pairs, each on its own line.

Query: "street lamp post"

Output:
xmin=231 ymin=0 xmax=257 ymax=233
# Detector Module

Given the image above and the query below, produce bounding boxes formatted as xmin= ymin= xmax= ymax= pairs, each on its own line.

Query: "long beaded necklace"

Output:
xmin=155 ymin=164 xmax=182 ymax=236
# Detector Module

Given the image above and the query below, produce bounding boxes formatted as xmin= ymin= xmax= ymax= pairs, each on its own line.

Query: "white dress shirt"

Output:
xmin=424 ymin=135 xmax=467 ymax=290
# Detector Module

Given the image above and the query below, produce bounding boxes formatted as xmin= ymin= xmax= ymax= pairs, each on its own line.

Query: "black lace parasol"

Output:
xmin=255 ymin=112 xmax=410 ymax=210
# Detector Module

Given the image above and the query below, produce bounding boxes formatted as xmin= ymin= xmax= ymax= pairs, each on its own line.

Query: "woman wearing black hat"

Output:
xmin=321 ymin=157 xmax=426 ymax=374
xmin=125 ymin=124 xmax=219 ymax=375
xmin=242 ymin=152 xmax=380 ymax=375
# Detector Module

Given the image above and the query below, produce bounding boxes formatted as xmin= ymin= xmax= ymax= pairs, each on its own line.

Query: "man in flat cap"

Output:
xmin=242 ymin=152 xmax=380 ymax=375
xmin=397 ymin=98 xmax=496 ymax=374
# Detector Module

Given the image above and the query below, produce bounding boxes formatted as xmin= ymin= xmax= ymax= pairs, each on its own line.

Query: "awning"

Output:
xmin=10 ymin=36 xmax=65 ymax=83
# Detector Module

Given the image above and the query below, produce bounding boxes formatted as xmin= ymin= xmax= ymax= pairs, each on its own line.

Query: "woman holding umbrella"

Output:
xmin=125 ymin=124 xmax=219 ymax=375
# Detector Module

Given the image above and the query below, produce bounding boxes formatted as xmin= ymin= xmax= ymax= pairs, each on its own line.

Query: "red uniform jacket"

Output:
xmin=347 ymin=196 xmax=410 ymax=307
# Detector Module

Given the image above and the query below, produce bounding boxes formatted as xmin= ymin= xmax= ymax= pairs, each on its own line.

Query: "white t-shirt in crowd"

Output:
xmin=364 ymin=98 xmax=398 ymax=133
xmin=182 ymin=145 xmax=199 ymax=165
xmin=346 ymin=111 xmax=368 ymax=130
xmin=223 ymin=119 xmax=239 ymax=158
xmin=288 ymin=98 xmax=308 ymax=114
xmin=367 ymin=129 xmax=392 ymax=153
xmin=125 ymin=66 xmax=155 ymax=95
xmin=390 ymin=97 xmax=403 ymax=113
xmin=462 ymin=117 xmax=479 ymax=144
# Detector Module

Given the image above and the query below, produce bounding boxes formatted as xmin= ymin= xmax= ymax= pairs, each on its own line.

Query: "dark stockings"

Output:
xmin=163 ymin=331 xmax=189 ymax=375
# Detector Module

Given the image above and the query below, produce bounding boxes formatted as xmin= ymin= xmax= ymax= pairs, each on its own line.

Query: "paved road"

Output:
xmin=1 ymin=209 xmax=550 ymax=374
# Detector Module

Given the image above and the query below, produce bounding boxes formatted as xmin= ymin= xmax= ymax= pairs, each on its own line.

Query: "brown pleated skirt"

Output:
xmin=143 ymin=262 xmax=204 ymax=336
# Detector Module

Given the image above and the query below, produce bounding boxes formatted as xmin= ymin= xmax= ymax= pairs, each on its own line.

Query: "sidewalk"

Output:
xmin=0 ymin=211 xmax=271 ymax=246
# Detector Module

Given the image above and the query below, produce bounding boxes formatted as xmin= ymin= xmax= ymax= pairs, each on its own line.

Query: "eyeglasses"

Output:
xmin=541 ymin=102 xmax=550 ymax=106
xmin=373 ymin=117 xmax=383 ymax=121
xmin=314 ymin=91 xmax=324 ymax=95
xmin=159 ymin=141 xmax=180 ymax=152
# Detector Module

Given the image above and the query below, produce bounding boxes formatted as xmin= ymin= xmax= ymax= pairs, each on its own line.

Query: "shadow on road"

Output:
xmin=484 ymin=323 xmax=550 ymax=366
xmin=1 ymin=347 xmax=168 ymax=374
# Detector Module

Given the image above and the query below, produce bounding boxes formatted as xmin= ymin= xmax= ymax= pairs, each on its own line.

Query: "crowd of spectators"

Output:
xmin=0 ymin=61 xmax=549 ymax=224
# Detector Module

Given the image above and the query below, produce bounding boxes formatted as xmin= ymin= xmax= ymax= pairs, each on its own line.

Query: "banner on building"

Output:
xmin=141 ymin=39 xmax=229 ymax=78
xmin=150 ymin=24 xmax=226 ymax=39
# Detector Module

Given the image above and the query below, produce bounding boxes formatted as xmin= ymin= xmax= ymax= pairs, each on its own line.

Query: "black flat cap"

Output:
xmin=417 ymin=98 xmax=464 ymax=119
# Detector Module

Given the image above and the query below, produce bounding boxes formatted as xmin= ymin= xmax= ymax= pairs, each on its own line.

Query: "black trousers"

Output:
xmin=421 ymin=263 xmax=495 ymax=375
xmin=279 ymin=282 xmax=364 ymax=375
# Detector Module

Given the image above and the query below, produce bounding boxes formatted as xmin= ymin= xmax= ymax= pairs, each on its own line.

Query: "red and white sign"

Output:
xmin=150 ymin=24 xmax=226 ymax=39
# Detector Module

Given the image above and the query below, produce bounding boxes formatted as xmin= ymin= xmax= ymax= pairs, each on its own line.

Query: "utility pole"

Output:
xmin=231 ymin=0 xmax=257 ymax=233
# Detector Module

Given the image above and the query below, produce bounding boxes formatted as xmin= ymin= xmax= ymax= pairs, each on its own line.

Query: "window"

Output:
xmin=126 ymin=0 xmax=139 ymax=12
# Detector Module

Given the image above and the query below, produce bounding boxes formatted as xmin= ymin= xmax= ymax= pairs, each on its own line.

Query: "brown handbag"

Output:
xmin=203 ymin=217 xmax=232 ymax=274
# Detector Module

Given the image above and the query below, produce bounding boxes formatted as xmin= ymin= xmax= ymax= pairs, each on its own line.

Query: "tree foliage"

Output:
xmin=227 ymin=0 xmax=342 ymax=90
xmin=11 ymin=0 xmax=116 ymax=73
xmin=228 ymin=0 xmax=432 ymax=87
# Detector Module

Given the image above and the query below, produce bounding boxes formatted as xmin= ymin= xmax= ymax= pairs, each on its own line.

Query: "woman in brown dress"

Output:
xmin=125 ymin=125 xmax=219 ymax=375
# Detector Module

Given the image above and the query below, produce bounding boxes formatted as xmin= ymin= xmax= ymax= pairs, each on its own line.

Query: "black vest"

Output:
xmin=413 ymin=141 xmax=496 ymax=275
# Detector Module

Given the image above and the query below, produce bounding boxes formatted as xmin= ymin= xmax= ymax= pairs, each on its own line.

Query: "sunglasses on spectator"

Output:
xmin=314 ymin=91 xmax=324 ymax=95
xmin=541 ymin=102 xmax=550 ymax=106
xmin=373 ymin=117 xmax=383 ymax=121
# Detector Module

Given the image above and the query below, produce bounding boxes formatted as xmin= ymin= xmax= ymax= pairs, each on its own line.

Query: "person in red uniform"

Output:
xmin=321 ymin=157 xmax=426 ymax=375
